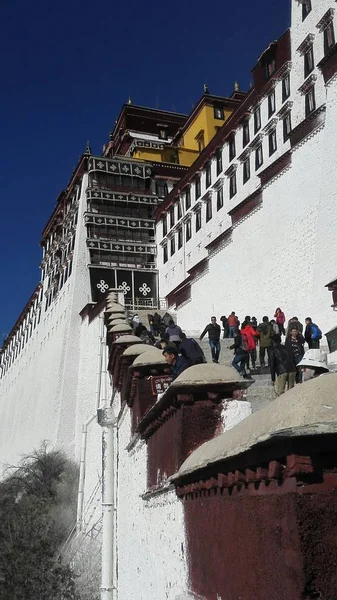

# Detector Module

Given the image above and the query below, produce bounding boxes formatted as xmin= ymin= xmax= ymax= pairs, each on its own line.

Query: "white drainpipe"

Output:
xmin=97 ymin=405 xmax=115 ymax=600
xmin=76 ymin=312 xmax=105 ymax=531
xmin=76 ymin=412 xmax=97 ymax=532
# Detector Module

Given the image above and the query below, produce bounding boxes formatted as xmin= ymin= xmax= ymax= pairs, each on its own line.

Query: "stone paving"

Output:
xmin=199 ymin=338 xmax=276 ymax=413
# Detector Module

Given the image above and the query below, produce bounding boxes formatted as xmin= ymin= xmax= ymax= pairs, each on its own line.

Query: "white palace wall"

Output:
xmin=116 ymin=399 xmax=188 ymax=600
xmin=0 ymin=174 xmax=101 ymax=478
xmin=171 ymin=127 xmax=328 ymax=334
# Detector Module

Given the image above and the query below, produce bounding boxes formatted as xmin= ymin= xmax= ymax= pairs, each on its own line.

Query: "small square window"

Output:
xmin=229 ymin=135 xmax=236 ymax=161
xmin=268 ymin=91 xmax=276 ymax=118
xmin=302 ymin=0 xmax=312 ymax=21
xmin=242 ymin=120 xmax=250 ymax=147
xmin=216 ymin=149 xmax=223 ymax=176
xmin=163 ymin=215 xmax=167 ymax=237
xmin=255 ymin=145 xmax=263 ymax=170
xmin=169 ymin=206 xmax=175 ymax=228
xmin=217 ymin=187 xmax=224 ymax=211
xmin=170 ymin=236 xmax=175 ymax=256
xmin=195 ymin=176 xmax=201 ymax=199
xmin=196 ymin=209 xmax=202 ymax=232
xmin=178 ymin=228 xmax=183 ymax=249
xmin=214 ymin=105 xmax=224 ymax=120
xmin=186 ymin=220 xmax=192 ymax=241
xmin=206 ymin=198 xmax=212 ymax=222
xmin=163 ymin=245 xmax=168 ymax=263
xmin=254 ymin=107 xmax=261 ymax=134
xmin=283 ymin=113 xmax=292 ymax=142
xmin=264 ymin=58 xmax=276 ymax=81
xmin=304 ymin=46 xmax=314 ymax=78
xmin=282 ymin=74 xmax=290 ymax=102
xmin=243 ymin=157 xmax=251 ymax=184
xmin=305 ymin=87 xmax=316 ymax=117
xmin=324 ymin=23 xmax=335 ymax=55
xmin=159 ymin=128 xmax=168 ymax=140
xmin=185 ymin=187 xmax=191 ymax=210
xmin=229 ymin=173 xmax=237 ymax=199
xmin=269 ymin=129 xmax=277 ymax=156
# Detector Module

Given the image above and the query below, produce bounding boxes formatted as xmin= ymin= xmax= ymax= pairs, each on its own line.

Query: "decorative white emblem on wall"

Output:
xmin=139 ymin=283 xmax=151 ymax=296
xmin=118 ymin=282 xmax=131 ymax=295
xmin=97 ymin=280 xmax=109 ymax=293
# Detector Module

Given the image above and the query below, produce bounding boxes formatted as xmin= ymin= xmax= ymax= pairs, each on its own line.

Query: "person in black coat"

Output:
xmin=162 ymin=346 xmax=190 ymax=380
xmin=270 ymin=334 xmax=296 ymax=395
xmin=285 ymin=327 xmax=305 ymax=383
xmin=179 ymin=333 xmax=206 ymax=365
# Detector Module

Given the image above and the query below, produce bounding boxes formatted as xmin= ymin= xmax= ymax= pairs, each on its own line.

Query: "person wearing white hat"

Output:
xmin=297 ymin=349 xmax=329 ymax=382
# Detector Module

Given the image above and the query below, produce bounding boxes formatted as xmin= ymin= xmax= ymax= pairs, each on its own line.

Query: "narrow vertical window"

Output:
xmin=229 ymin=173 xmax=237 ymax=198
xmin=217 ymin=187 xmax=224 ymax=211
xmin=269 ymin=129 xmax=277 ymax=156
xmin=243 ymin=157 xmax=251 ymax=184
xmin=255 ymin=145 xmax=263 ymax=170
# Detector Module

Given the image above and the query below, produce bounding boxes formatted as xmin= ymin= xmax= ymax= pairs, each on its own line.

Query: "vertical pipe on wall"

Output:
xmin=98 ymin=406 xmax=115 ymax=600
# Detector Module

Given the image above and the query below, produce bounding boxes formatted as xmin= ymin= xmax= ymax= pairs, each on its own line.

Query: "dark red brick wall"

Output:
xmin=147 ymin=402 xmax=222 ymax=489
xmin=183 ymin=476 xmax=337 ymax=600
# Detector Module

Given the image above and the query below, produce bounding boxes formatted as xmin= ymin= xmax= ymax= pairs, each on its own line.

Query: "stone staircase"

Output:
xmin=198 ymin=338 xmax=276 ymax=413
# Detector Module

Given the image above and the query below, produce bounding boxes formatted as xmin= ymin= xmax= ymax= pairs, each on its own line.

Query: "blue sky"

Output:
xmin=0 ymin=0 xmax=290 ymax=338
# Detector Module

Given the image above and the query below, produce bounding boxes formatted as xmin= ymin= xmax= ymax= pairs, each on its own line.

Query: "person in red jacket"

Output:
xmin=274 ymin=307 xmax=286 ymax=336
xmin=241 ymin=321 xmax=259 ymax=371
xmin=227 ymin=311 xmax=239 ymax=338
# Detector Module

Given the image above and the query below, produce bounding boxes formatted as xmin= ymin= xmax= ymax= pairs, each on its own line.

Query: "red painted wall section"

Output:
xmin=184 ymin=490 xmax=304 ymax=600
xmin=132 ymin=378 xmax=158 ymax=434
xmin=147 ymin=401 xmax=222 ymax=489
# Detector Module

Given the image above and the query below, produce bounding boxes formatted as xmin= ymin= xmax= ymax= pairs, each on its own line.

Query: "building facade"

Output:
xmin=156 ymin=0 xmax=337 ymax=339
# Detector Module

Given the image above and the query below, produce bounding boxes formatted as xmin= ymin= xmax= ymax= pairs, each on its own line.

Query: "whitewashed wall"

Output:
xmin=0 ymin=174 xmax=95 ymax=473
xmin=116 ymin=404 xmax=188 ymax=600
xmin=157 ymin=1 xmax=337 ymax=338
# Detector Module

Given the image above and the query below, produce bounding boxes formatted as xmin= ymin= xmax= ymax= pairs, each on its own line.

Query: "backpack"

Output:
xmin=311 ymin=324 xmax=322 ymax=341
xmin=241 ymin=330 xmax=256 ymax=352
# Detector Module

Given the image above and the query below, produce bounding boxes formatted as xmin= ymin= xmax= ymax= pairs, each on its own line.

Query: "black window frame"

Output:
xmin=264 ymin=58 xmax=277 ymax=81
xmin=216 ymin=149 xmax=223 ymax=175
xmin=217 ymin=187 xmax=224 ymax=211
xmin=242 ymin=120 xmax=250 ymax=147
xmin=158 ymin=128 xmax=168 ymax=140
xmin=185 ymin=187 xmax=191 ymax=210
xmin=177 ymin=201 xmax=182 ymax=221
xmin=283 ymin=113 xmax=292 ymax=142
xmin=170 ymin=236 xmax=175 ymax=256
xmin=163 ymin=245 xmax=168 ymax=264
xmin=177 ymin=227 xmax=183 ymax=249
xmin=229 ymin=173 xmax=237 ymax=199
xmin=255 ymin=144 xmax=263 ymax=170
xmin=268 ymin=90 xmax=276 ymax=118
xmin=206 ymin=198 xmax=212 ymax=222
xmin=304 ymin=46 xmax=314 ymax=78
xmin=169 ymin=206 xmax=175 ymax=228
xmin=254 ymin=106 xmax=261 ymax=134
xmin=163 ymin=215 xmax=167 ymax=237
xmin=302 ymin=0 xmax=312 ymax=21
xmin=324 ymin=22 xmax=335 ymax=55
xmin=205 ymin=163 xmax=212 ymax=188
xmin=269 ymin=129 xmax=277 ymax=156
xmin=229 ymin=135 xmax=236 ymax=161
xmin=156 ymin=179 xmax=168 ymax=198
xmin=214 ymin=105 xmax=224 ymax=120
xmin=195 ymin=176 xmax=201 ymax=199
xmin=282 ymin=73 xmax=291 ymax=103
xmin=305 ymin=87 xmax=316 ymax=117
xmin=186 ymin=219 xmax=192 ymax=242
xmin=243 ymin=157 xmax=251 ymax=184
xmin=195 ymin=209 xmax=202 ymax=232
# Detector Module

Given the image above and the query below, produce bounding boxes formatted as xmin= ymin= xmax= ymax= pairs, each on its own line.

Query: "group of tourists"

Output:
xmin=129 ymin=308 xmax=327 ymax=395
